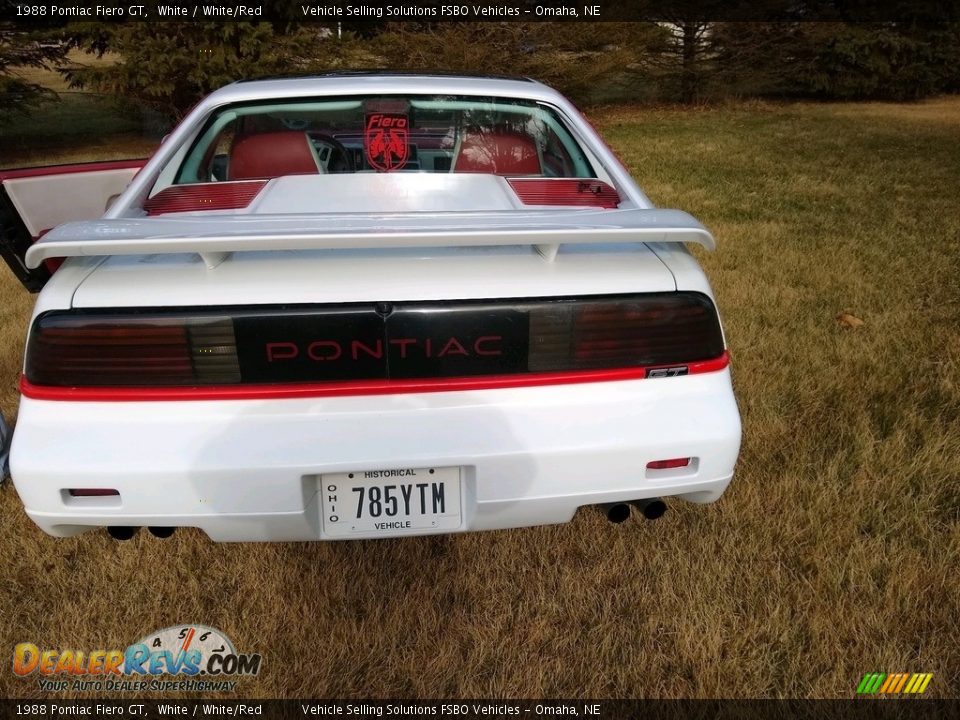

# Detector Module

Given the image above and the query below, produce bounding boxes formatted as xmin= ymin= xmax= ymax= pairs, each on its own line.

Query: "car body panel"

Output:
xmin=69 ymin=245 xmax=678 ymax=309
xmin=0 ymin=161 xmax=147 ymax=291
xmin=12 ymin=369 xmax=740 ymax=540
xmin=1 ymin=161 xmax=143 ymax=237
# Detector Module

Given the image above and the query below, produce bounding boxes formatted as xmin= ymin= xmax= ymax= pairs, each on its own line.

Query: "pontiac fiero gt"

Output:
xmin=0 ymin=73 xmax=741 ymax=541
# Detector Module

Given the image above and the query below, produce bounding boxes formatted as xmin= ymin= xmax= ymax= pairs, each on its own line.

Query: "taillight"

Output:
xmin=23 ymin=293 xmax=726 ymax=396
xmin=26 ymin=315 xmax=240 ymax=386
xmin=528 ymin=294 xmax=724 ymax=372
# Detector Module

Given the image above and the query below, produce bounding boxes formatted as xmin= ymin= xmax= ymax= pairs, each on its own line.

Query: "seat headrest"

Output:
xmin=228 ymin=131 xmax=319 ymax=181
xmin=454 ymin=129 xmax=542 ymax=175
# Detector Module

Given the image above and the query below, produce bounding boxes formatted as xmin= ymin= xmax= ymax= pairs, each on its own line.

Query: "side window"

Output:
xmin=197 ymin=120 xmax=237 ymax=182
xmin=542 ymin=126 xmax=575 ymax=178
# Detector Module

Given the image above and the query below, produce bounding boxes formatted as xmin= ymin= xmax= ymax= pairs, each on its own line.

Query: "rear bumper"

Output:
xmin=10 ymin=370 xmax=741 ymax=541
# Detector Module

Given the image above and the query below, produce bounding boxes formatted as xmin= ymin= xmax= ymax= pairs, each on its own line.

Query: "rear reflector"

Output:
xmin=23 ymin=293 xmax=727 ymax=399
xmin=646 ymin=458 xmax=691 ymax=470
xmin=68 ymin=489 xmax=120 ymax=497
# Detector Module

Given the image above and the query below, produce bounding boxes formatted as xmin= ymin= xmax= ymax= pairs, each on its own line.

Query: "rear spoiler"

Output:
xmin=25 ymin=208 xmax=715 ymax=270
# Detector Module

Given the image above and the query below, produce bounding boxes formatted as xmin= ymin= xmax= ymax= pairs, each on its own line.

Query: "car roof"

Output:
xmin=200 ymin=73 xmax=564 ymax=109
xmin=234 ymin=70 xmax=537 ymax=83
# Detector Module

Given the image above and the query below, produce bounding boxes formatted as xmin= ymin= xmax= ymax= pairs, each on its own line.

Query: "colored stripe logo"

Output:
xmin=857 ymin=673 xmax=933 ymax=695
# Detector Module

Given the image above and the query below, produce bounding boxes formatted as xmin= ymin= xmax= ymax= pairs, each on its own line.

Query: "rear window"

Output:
xmin=171 ymin=95 xmax=596 ymax=185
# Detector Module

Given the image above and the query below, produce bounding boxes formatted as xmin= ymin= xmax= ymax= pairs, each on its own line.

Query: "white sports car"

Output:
xmin=0 ymin=73 xmax=741 ymax=541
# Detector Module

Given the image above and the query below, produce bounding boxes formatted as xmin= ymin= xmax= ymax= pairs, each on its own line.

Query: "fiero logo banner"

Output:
xmin=365 ymin=112 xmax=409 ymax=172
xmin=13 ymin=625 xmax=261 ymax=692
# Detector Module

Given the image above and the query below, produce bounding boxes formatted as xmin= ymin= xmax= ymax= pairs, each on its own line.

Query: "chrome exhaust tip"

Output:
xmin=107 ymin=526 xmax=139 ymax=541
xmin=599 ymin=502 xmax=631 ymax=524
xmin=632 ymin=497 xmax=667 ymax=520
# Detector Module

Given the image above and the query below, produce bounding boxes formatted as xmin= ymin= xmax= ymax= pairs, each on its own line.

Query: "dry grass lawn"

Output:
xmin=0 ymin=97 xmax=958 ymax=699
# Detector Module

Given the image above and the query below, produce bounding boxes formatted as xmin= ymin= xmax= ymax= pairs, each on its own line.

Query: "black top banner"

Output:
xmin=1 ymin=0 xmax=958 ymax=23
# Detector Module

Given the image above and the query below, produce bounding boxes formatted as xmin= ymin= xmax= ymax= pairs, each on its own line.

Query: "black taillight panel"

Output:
xmin=386 ymin=304 xmax=530 ymax=379
xmin=233 ymin=307 xmax=386 ymax=383
xmin=25 ymin=293 xmax=724 ymax=388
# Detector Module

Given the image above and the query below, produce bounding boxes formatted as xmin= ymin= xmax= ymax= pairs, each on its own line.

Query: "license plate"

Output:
xmin=320 ymin=466 xmax=462 ymax=537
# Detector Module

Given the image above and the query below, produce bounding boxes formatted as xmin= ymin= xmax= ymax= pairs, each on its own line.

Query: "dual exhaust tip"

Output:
xmin=599 ymin=498 xmax=667 ymax=524
xmin=107 ymin=526 xmax=175 ymax=541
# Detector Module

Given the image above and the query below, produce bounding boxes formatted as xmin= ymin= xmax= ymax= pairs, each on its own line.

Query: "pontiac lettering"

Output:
xmin=266 ymin=336 xmax=502 ymax=362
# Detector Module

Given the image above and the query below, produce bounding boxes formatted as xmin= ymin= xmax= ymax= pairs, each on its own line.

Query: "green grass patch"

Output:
xmin=0 ymin=92 xmax=168 ymax=168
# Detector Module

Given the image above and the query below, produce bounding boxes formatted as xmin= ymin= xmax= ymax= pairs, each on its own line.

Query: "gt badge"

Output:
xmin=365 ymin=113 xmax=409 ymax=172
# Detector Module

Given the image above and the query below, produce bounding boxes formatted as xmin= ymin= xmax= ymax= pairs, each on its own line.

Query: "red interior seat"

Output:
xmin=228 ymin=131 xmax=319 ymax=180
xmin=454 ymin=129 xmax=542 ymax=175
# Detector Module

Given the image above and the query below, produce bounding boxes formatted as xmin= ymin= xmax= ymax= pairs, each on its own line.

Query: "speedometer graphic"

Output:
xmin=132 ymin=624 xmax=237 ymax=675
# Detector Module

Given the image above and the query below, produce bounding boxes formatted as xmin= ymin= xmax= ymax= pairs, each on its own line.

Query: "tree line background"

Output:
xmin=2 ymin=20 xmax=959 ymax=123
